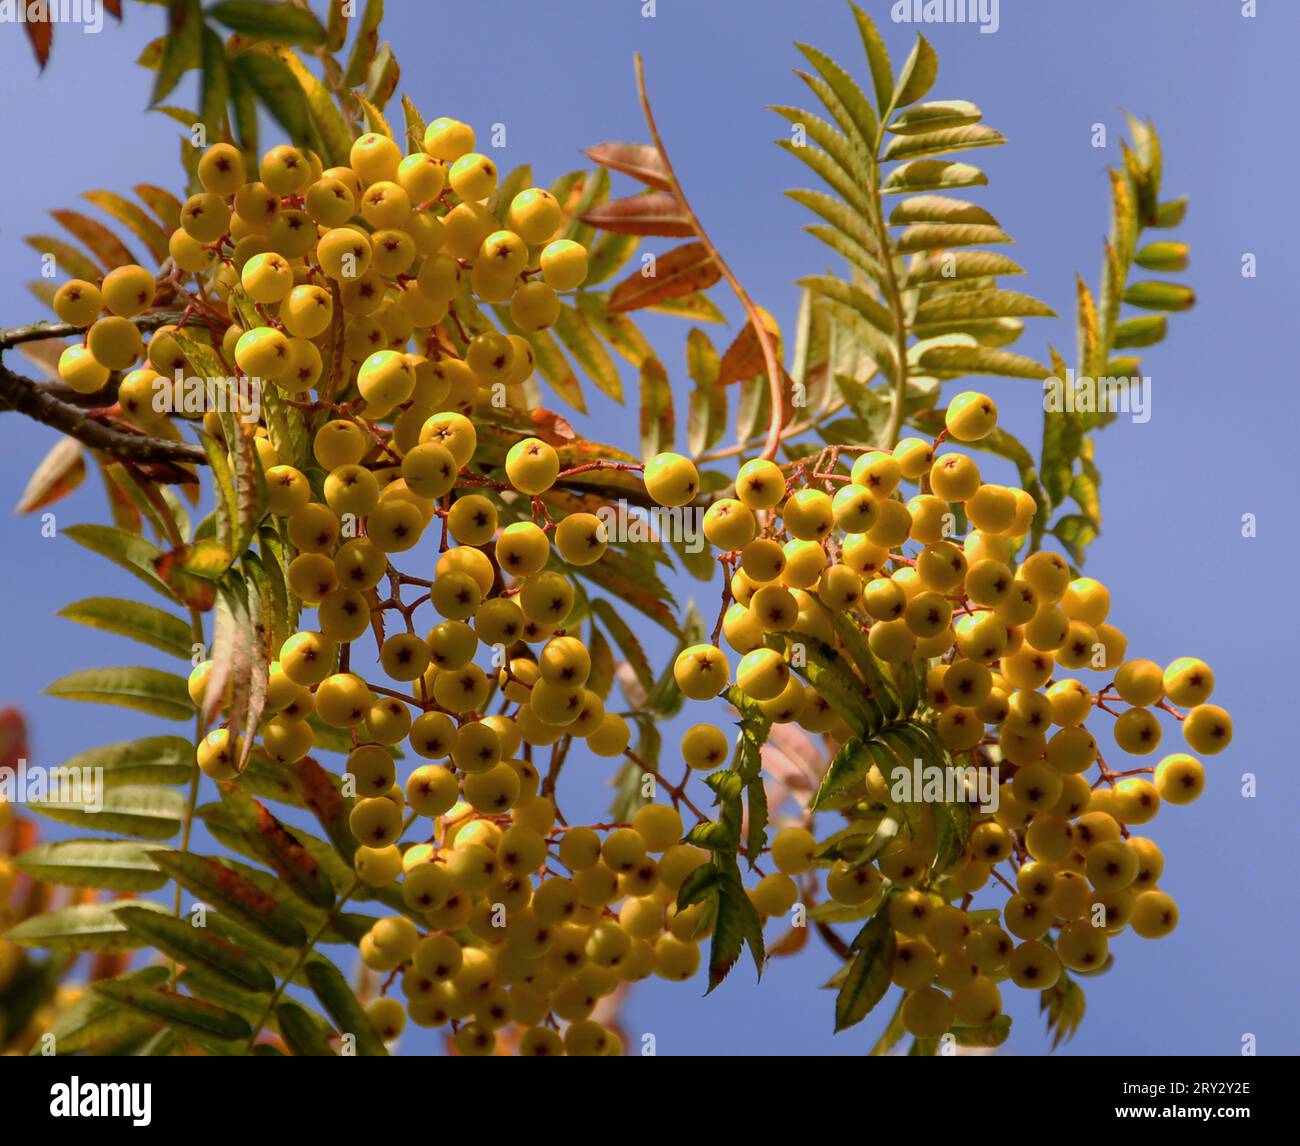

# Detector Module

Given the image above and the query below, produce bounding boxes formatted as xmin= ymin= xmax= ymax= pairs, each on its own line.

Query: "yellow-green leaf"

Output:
xmin=45 ymin=666 xmax=193 ymax=722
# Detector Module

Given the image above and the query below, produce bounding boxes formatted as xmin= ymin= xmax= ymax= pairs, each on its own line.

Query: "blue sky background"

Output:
xmin=1 ymin=0 xmax=1296 ymax=1055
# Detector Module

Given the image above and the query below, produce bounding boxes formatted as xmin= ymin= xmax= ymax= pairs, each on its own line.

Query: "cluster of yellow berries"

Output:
xmin=44 ymin=124 xmax=1229 ymax=1051
xmin=658 ymin=392 xmax=1232 ymax=1041
xmin=187 ymin=412 xmax=719 ymax=1053
xmin=84 ymin=127 xmax=724 ymax=1056
xmin=53 ymin=121 xmax=587 ymax=420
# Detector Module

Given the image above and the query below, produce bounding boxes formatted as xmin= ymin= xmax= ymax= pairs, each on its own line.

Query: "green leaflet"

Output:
xmin=151 ymin=0 xmax=202 ymax=106
xmin=149 ymin=851 xmax=309 ymax=948
xmin=303 ymin=958 xmax=389 ymax=1056
xmin=35 ymin=967 xmax=169 ymax=1055
xmin=199 ymin=27 xmax=228 ymax=142
xmin=953 ymin=1015 xmax=1012 ymax=1047
xmin=57 ymin=597 xmax=193 ymax=659
xmin=554 ymin=303 xmax=622 ymax=402
xmin=27 ymin=784 xmax=185 ymax=840
xmin=677 ymin=856 xmax=765 ymax=994
xmin=776 ymin=633 xmax=878 ymax=738
xmin=811 ymin=737 xmax=873 ymax=811
xmin=914 ymin=345 xmax=1050 ymax=380
xmin=721 ymin=686 xmax=774 ymax=864
xmin=868 ymin=996 xmax=909 ymax=1055
xmin=62 ymin=735 xmax=195 ymax=788
xmin=208 ymin=1 xmax=328 ymax=46
xmin=16 ymin=840 xmax=168 ymax=892
xmin=342 ymin=0 xmax=385 ymax=88
xmin=276 ymin=1000 xmax=337 ymax=1057
xmin=7 ymin=901 xmax=168 ymax=953
xmin=835 ymin=909 xmax=896 ymax=1032
xmin=228 ymin=50 xmax=314 ymax=150
xmin=91 ymin=979 xmax=251 ymax=1044
xmin=591 ymin=598 xmax=654 ymax=692
xmin=891 ymin=33 xmax=938 ymax=110
xmin=887 ymin=100 xmax=982 ymax=135
xmin=1041 ymin=973 xmax=1086 ymax=1049
xmin=882 ymin=159 xmax=987 ymax=194
xmin=114 ymin=906 xmax=276 ymax=994
xmin=63 ymin=524 xmax=169 ymax=598
xmin=827 ymin=610 xmax=902 ymax=719
xmin=914 ymin=288 xmax=1055 ymax=324
xmin=172 ymin=330 xmax=266 ymax=559
xmin=795 ymin=41 xmax=878 ymax=149
xmin=882 ymin=124 xmax=1003 ymax=162
xmin=723 ymin=686 xmax=772 ymax=784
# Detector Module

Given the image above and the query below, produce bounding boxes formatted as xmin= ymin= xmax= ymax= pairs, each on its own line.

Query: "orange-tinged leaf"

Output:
xmin=153 ymin=540 xmax=233 ymax=612
xmin=51 ymin=209 xmax=138 ymax=270
xmin=608 ymin=241 xmax=720 ymax=314
xmin=581 ymin=193 xmax=693 ymax=238
xmin=25 ymin=13 xmax=52 ymax=70
xmin=16 ymin=437 xmax=85 ymax=514
xmin=719 ymin=308 xmax=782 ymax=387
xmin=585 ymin=142 xmax=673 ymax=192
xmin=768 ymin=924 xmax=810 ymax=957
xmin=294 ymin=756 xmax=353 ymax=860
xmin=134 ymin=184 xmax=183 ymax=232
xmin=24 ymin=236 xmax=101 ymax=283
xmin=219 ymin=784 xmax=336 ymax=910
xmin=0 ymin=707 xmax=30 ymax=770
xmin=83 ymin=190 xmax=171 ymax=266
xmin=584 ymin=557 xmax=679 ymax=634
xmin=148 ymin=851 xmax=308 ymax=948
xmin=97 ymin=461 xmax=144 ymax=535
